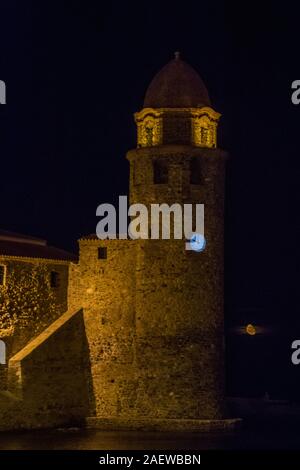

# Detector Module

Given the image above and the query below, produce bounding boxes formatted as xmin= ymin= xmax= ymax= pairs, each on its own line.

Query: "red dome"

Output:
xmin=144 ymin=53 xmax=211 ymax=108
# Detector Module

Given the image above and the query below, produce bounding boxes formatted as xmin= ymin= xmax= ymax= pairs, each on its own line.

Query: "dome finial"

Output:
xmin=143 ymin=55 xmax=211 ymax=108
xmin=174 ymin=51 xmax=180 ymax=60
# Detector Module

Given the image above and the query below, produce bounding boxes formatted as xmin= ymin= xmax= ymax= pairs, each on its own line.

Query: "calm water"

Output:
xmin=0 ymin=420 xmax=300 ymax=450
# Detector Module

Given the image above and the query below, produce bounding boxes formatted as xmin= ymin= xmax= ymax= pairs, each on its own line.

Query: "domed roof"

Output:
xmin=144 ymin=52 xmax=211 ymax=108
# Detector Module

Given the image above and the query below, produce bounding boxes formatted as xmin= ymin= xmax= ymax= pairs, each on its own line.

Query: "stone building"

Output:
xmin=0 ymin=230 xmax=76 ymax=390
xmin=0 ymin=55 xmax=239 ymax=431
xmin=68 ymin=53 xmax=233 ymax=430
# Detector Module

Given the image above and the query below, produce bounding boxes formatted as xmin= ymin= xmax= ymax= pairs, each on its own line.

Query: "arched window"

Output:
xmin=143 ymin=118 xmax=156 ymax=147
xmin=0 ymin=340 xmax=6 ymax=365
xmin=153 ymin=159 xmax=168 ymax=184
xmin=200 ymin=127 xmax=209 ymax=146
xmin=190 ymin=157 xmax=202 ymax=185
xmin=145 ymin=125 xmax=154 ymax=146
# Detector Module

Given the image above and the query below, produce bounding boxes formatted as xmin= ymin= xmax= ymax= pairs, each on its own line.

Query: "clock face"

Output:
xmin=190 ymin=233 xmax=206 ymax=252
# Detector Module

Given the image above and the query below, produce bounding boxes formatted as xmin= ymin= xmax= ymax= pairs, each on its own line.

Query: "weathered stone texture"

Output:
xmin=68 ymin=240 xmax=137 ymax=418
xmin=67 ymin=144 xmax=226 ymax=422
xmin=1 ymin=308 xmax=91 ymax=429
xmin=0 ymin=259 xmax=70 ymax=391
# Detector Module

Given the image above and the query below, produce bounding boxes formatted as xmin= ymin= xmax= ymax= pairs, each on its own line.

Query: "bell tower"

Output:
xmin=128 ymin=52 xmax=222 ymax=214
xmin=76 ymin=54 xmax=239 ymax=431
xmin=125 ymin=53 xmax=228 ymax=422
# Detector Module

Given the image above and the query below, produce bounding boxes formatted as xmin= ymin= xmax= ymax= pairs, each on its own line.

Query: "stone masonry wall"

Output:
xmin=127 ymin=144 xmax=226 ymax=419
xmin=2 ymin=308 xmax=91 ymax=430
xmin=68 ymin=239 xmax=137 ymax=417
xmin=0 ymin=258 xmax=71 ymax=391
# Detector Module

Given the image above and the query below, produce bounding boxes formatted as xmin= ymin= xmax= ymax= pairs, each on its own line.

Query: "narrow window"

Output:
xmin=145 ymin=126 xmax=153 ymax=146
xmin=144 ymin=118 xmax=155 ymax=146
xmin=98 ymin=247 xmax=107 ymax=259
xmin=190 ymin=157 xmax=202 ymax=184
xmin=131 ymin=162 xmax=136 ymax=185
xmin=50 ymin=271 xmax=60 ymax=288
xmin=153 ymin=159 xmax=168 ymax=184
xmin=201 ymin=127 xmax=209 ymax=145
xmin=0 ymin=265 xmax=6 ymax=286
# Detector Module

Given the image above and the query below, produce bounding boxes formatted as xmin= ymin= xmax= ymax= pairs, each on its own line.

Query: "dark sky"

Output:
xmin=0 ymin=1 xmax=299 ymax=333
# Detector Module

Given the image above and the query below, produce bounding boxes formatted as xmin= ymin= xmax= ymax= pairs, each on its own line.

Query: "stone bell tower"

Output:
xmin=125 ymin=53 xmax=227 ymax=424
xmin=72 ymin=53 xmax=238 ymax=431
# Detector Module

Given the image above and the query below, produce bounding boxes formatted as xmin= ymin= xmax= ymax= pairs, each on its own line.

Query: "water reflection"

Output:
xmin=0 ymin=421 xmax=299 ymax=450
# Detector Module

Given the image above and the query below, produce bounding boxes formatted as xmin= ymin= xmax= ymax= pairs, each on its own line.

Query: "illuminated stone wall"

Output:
xmin=133 ymin=238 xmax=225 ymax=419
xmin=68 ymin=139 xmax=226 ymax=421
xmin=2 ymin=125 xmax=226 ymax=427
xmin=129 ymin=144 xmax=226 ymax=419
xmin=0 ymin=308 xmax=90 ymax=430
xmin=135 ymin=107 xmax=220 ymax=148
xmin=0 ymin=258 xmax=70 ymax=391
xmin=68 ymin=239 xmax=138 ymax=417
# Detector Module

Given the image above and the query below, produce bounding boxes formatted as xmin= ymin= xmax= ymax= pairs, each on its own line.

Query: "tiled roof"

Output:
xmin=144 ymin=54 xmax=211 ymax=108
xmin=0 ymin=229 xmax=46 ymax=245
xmin=0 ymin=240 xmax=77 ymax=262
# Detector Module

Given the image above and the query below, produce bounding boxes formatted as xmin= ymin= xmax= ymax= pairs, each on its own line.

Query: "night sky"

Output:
xmin=0 ymin=1 xmax=300 ymax=395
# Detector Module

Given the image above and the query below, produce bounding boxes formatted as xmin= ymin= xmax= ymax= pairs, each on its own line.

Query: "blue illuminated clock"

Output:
xmin=190 ymin=233 xmax=206 ymax=252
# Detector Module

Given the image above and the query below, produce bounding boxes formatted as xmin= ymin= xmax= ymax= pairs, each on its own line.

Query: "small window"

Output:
xmin=0 ymin=265 xmax=6 ymax=286
xmin=50 ymin=271 xmax=60 ymax=288
xmin=153 ymin=159 xmax=168 ymax=184
xmin=131 ymin=162 xmax=136 ymax=185
xmin=98 ymin=247 xmax=107 ymax=259
xmin=145 ymin=126 xmax=153 ymax=146
xmin=201 ymin=127 xmax=209 ymax=145
xmin=190 ymin=157 xmax=202 ymax=184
